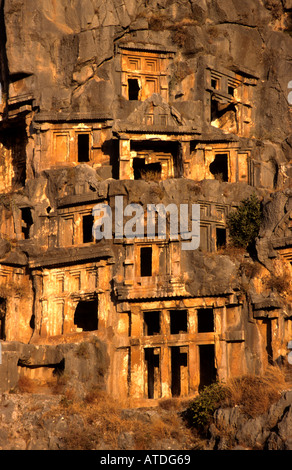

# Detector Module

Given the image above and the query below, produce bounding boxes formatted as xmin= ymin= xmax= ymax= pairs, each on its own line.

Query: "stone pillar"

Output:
xmin=161 ymin=345 xmax=171 ymax=398
xmin=31 ymin=270 xmax=45 ymax=338
xmin=237 ymin=152 xmax=249 ymax=183
xmin=130 ymin=344 xmax=144 ymax=398
xmin=123 ymin=241 xmax=135 ymax=285
xmin=171 ymin=241 xmax=180 ymax=277
xmin=129 ymin=306 xmax=144 ymax=398
xmin=119 ymin=138 xmax=132 ymax=179
xmin=98 ymin=263 xmax=111 ymax=330
xmin=215 ymin=306 xmax=228 ymax=382
xmin=181 ymin=141 xmax=191 ymax=178
xmin=112 ymin=347 xmax=130 ymax=400
xmin=189 ymin=343 xmax=199 ymax=394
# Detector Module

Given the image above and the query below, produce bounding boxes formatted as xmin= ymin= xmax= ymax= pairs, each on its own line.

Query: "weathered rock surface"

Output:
xmin=208 ymin=390 xmax=292 ymax=450
xmin=0 ymin=392 xmax=194 ymax=450
xmin=0 ymin=338 xmax=109 ymax=395
xmin=0 ymin=0 xmax=291 ymax=425
xmin=2 ymin=0 xmax=291 ymax=141
xmin=0 ymin=389 xmax=291 ymax=450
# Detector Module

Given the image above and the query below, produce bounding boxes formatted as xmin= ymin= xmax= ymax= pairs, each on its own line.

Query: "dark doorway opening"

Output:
xmin=199 ymin=344 xmax=217 ymax=391
xmin=171 ymin=346 xmax=188 ymax=397
xmin=29 ymin=313 xmax=35 ymax=330
xmin=209 ymin=154 xmax=228 ymax=182
xmin=140 ymin=246 xmax=152 ymax=277
xmin=17 ymin=358 xmax=65 ymax=381
xmin=83 ymin=214 xmax=94 ymax=243
xmin=101 ymin=139 xmax=119 ymax=180
xmin=144 ymin=311 xmax=160 ymax=336
xmin=211 ymin=78 xmax=219 ymax=89
xmin=228 ymin=85 xmax=235 ymax=96
xmin=0 ymin=126 xmax=27 ymax=189
xmin=263 ymin=318 xmax=273 ymax=364
xmin=53 ymin=358 xmax=65 ymax=377
xmin=74 ymin=299 xmax=98 ymax=331
xmin=133 ymin=158 xmax=161 ymax=180
xmin=0 ymin=298 xmax=6 ymax=340
xmin=197 ymin=308 xmax=214 ymax=333
xmin=133 ymin=158 xmax=145 ymax=180
xmin=211 ymin=99 xmax=236 ymax=121
xmin=78 ymin=134 xmax=90 ymax=162
xmin=128 ymin=78 xmax=140 ymax=100
xmin=216 ymin=227 xmax=226 ymax=249
xmin=131 ymin=140 xmax=180 ymax=178
xmin=145 ymin=348 xmax=160 ymax=399
xmin=170 ymin=310 xmax=188 ymax=334
xmin=21 ymin=207 xmax=33 ymax=239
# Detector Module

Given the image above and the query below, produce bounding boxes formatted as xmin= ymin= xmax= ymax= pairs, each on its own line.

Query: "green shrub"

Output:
xmin=227 ymin=194 xmax=262 ymax=249
xmin=184 ymin=382 xmax=227 ymax=432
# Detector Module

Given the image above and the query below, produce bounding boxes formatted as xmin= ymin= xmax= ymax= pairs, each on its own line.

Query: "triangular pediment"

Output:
xmin=113 ymin=94 xmax=198 ymax=135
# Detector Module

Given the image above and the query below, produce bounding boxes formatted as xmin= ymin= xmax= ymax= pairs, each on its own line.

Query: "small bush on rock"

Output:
xmin=184 ymin=382 xmax=227 ymax=433
xmin=227 ymin=194 xmax=262 ymax=249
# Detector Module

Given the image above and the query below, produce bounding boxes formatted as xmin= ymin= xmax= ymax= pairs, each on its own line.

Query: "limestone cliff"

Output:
xmin=0 ymin=0 xmax=291 ymax=410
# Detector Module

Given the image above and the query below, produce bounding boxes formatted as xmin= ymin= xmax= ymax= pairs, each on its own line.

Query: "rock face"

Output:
xmin=0 ymin=388 xmax=290 ymax=450
xmin=208 ymin=390 xmax=292 ymax=450
xmin=0 ymin=1 xmax=291 ymax=403
xmin=0 ymin=392 xmax=195 ymax=450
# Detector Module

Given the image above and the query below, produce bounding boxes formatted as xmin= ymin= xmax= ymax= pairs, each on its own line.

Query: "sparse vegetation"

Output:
xmin=75 ymin=342 xmax=90 ymax=358
xmin=216 ymin=244 xmax=246 ymax=260
xmin=184 ymin=365 xmax=290 ymax=435
xmin=223 ymin=370 xmax=285 ymax=418
xmin=140 ymin=169 xmax=161 ymax=182
xmin=43 ymin=388 xmax=196 ymax=450
xmin=263 ymin=271 xmax=291 ymax=295
xmin=227 ymin=194 xmax=262 ymax=249
xmin=184 ymin=382 xmax=227 ymax=433
xmin=17 ymin=376 xmax=39 ymax=393
xmin=148 ymin=13 xmax=168 ymax=31
xmin=240 ymin=259 xmax=262 ymax=279
xmin=4 ymin=364 xmax=292 ymax=450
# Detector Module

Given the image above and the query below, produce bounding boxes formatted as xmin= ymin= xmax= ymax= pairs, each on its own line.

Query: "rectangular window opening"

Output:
xmin=209 ymin=154 xmax=228 ymax=182
xmin=228 ymin=85 xmax=235 ymax=96
xmin=216 ymin=228 xmax=226 ymax=250
xmin=211 ymin=78 xmax=219 ymax=89
xmin=78 ymin=134 xmax=90 ymax=162
xmin=133 ymin=158 xmax=161 ymax=181
xmin=74 ymin=299 xmax=98 ymax=331
xmin=263 ymin=318 xmax=273 ymax=364
xmin=145 ymin=348 xmax=160 ymax=399
xmin=82 ymin=214 xmax=94 ymax=243
xmin=133 ymin=157 xmax=146 ymax=180
xmin=144 ymin=311 xmax=160 ymax=336
xmin=128 ymin=78 xmax=140 ymax=100
xmin=197 ymin=308 xmax=214 ymax=333
xmin=0 ymin=298 xmax=6 ymax=340
xmin=21 ymin=207 xmax=33 ymax=239
xmin=171 ymin=346 xmax=188 ymax=397
xmin=170 ymin=309 xmax=188 ymax=334
xmin=140 ymin=246 xmax=152 ymax=277
xmin=199 ymin=344 xmax=217 ymax=391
